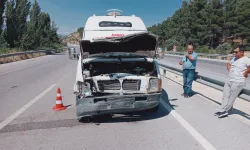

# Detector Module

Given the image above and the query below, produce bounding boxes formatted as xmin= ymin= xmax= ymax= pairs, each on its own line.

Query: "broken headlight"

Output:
xmin=82 ymin=82 xmax=92 ymax=97
xmin=78 ymin=80 xmax=96 ymax=98
xmin=148 ymin=78 xmax=162 ymax=92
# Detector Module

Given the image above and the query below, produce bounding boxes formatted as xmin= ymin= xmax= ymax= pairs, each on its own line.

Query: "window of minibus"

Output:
xmin=99 ymin=21 xmax=132 ymax=27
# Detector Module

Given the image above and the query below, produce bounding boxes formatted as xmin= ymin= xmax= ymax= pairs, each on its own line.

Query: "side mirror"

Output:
xmin=155 ymin=51 xmax=164 ymax=59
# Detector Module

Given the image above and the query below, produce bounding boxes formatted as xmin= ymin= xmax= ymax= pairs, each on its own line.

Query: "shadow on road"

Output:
xmin=49 ymin=53 xmax=67 ymax=55
xmin=0 ymin=90 xmax=176 ymax=133
xmin=230 ymin=109 xmax=250 ymax=120
xmin=164 ymin=74 xmax=250 ymax=121
xmin=192 ymin=90 xmax=250 ymax=120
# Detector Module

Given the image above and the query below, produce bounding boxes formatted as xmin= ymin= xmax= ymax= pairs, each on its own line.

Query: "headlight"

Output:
xmin=148 ymin=78 xmax=162 ymax=92
xmin=79 ymin=81 xmax=93 ymax=97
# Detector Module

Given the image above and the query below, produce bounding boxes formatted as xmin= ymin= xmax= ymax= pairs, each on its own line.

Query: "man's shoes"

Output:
xmin=218 ymin=111 xmax=228 ymax=118
xmin=214 ymin=112 xmax=220 ymax=116
xmin=182 ymin=93 xmax=191 ymax=98
xmin=214 ymin=111 xmax=228 ymax=118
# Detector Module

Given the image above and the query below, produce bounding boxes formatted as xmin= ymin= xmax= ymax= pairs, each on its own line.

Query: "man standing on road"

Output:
xmin=215 ymin=45 xmax=250 ymax=118
xmin=179 ymin=45 xmax=198 ymax=98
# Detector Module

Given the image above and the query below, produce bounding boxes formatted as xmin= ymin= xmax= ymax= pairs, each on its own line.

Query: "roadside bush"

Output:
xmin=215 ymin=43 xmax=232 ymax=54
xmin=195 ymin=46 xmax=216 ymax=54
xmin=163 ymin=39 xmax=184 ymax=51
xmin=0 ymin=48 xmax=24 ymax=54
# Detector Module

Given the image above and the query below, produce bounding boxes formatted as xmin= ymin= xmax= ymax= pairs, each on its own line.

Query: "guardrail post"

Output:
xmin=163 ymin=69 xmax=166 ymax=77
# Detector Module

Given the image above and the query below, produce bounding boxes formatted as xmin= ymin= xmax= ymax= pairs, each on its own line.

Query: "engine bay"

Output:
xmin=75 ymin=60 xmax=160 ymax=98
xmin=83 ymin=61 xmax=157 ymax=77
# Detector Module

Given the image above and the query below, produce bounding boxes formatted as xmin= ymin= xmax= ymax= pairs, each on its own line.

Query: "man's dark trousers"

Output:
xmin=183 ymin=69 xmax=195 ymax=95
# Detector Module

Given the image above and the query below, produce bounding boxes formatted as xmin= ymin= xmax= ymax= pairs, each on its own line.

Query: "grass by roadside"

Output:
xmin=0 ymin=48 xmax=24 ymax=54
xmin=0 ymin=52 xmax=46 ymax=64
xmin=0 ymin=46 xmax=67 ymax=64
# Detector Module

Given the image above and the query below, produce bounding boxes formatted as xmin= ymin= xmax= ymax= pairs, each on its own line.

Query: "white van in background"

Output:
xmin=74 ymin=9 xmax=162 ymax=120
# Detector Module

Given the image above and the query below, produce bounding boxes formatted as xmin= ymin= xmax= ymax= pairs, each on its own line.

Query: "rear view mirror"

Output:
xmin=156 ymin=50 xmax=164 ymax=59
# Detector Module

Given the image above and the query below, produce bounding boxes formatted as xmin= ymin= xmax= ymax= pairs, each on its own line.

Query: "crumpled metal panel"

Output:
xmin=76 ymin=92 xmax=161 ymax=119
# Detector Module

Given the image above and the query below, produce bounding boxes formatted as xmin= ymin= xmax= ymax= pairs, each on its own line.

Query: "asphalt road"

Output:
xmin=0 ymin=47 xmax=250 ymax=150
xmin=159 ymin=55 xmax=229 ymax=77
xmin=159 ymin=54 xmax=250 ymax=84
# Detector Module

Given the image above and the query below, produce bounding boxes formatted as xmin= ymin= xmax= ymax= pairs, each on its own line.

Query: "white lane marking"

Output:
xmin=160 ymin=101 xmax=217 ymax=150
xmin=0 ymin=60 xmax=56 ymax=76
xmin=0 ymin=84 xmax=56 ymax=131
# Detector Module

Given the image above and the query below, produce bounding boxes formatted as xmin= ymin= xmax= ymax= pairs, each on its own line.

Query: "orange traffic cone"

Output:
xmin=53 ymin=88 xmax=67 ymax=111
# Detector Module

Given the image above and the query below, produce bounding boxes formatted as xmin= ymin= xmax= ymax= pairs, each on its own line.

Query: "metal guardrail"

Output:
xmin=0 ymin=48 xmax=65 ymax=59
xmin=166 ymin=51 xmax=225 ymax=56
xmin=166 ymin=51 xmax=234 ymax=60
xmin=158 ymin=62 xmax=250 ymax=102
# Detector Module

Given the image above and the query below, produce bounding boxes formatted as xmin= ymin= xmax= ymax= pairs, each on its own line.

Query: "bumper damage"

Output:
xmin=76 ymin=92 xmax=161 ymax=119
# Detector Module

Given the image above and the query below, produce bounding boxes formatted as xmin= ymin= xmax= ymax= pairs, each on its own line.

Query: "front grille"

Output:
xmin=122 ymin=80 xmax=140 ymax=91
xmin=97 ymin=80 xmax=121 ymax=90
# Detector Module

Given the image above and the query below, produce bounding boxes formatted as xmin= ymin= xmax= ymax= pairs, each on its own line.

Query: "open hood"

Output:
xmin=79 ymin=31 xmax=159 ymax=58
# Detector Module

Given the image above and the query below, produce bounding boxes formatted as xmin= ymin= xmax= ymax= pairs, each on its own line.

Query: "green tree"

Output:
xmin=77 ymin=27 xmax=84 ymax=39
xmin=215 ymin=42 xmax=232 ymax=54
xmin=21 ymin=0 xmax=41 ymax=49
xmin=49 ymin=20 xmax=60 ymax=46
xmin=38 ymin=12 xmax=51 ymax=47
xmin=0 ymin=0 xmax=6 ymax=33
xmin=235 ymin=0 xmax=250 ymax=42
xmin=22 ymin=4 xmax=61 ymax=49
xmin=5 ymin=0 xmax=15 ymax=47
xmin=0 ymin=0 xmax=7 ymax=47
xmin=1 ymin=0 xmax=63 ymax=52
xmin=148 ymin=0 xmax=250 ymax=53
xmin=5 ymin=0 xmax=31 ymax=48
xmin=223 ymin=0 xmax=238 ymax=38
xmin=164 ymin=39 xmax=183 ymax=51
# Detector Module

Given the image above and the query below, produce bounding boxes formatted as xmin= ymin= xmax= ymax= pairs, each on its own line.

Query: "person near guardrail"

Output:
xmin=179 ymin=45 xmax=198 ymax=98
xmin=68 ymin=47 xmax=72 ymax=59
xmin=215 ymin=45 xmax=250 ymax=118
xmin=73 ymin=48 xmax=76 ymax=59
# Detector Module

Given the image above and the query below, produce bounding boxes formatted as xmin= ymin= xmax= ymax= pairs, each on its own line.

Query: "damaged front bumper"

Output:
xmin=76 ymin=92 xmax=161 ymax=119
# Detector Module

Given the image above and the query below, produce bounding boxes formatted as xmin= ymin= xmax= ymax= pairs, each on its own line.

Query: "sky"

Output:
xmin=34 ymin=0 xmax=183 ymax=35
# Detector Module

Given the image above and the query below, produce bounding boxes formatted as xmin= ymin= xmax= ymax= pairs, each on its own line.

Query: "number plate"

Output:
xmin=111 ymin=101 xmax=134 ymax=109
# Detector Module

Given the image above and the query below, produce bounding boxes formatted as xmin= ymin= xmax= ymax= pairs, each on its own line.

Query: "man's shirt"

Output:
xmin=229 ymin=56 xmax=250 ymax=82
xmin=182 ymin=52 xmax=198 ymax=69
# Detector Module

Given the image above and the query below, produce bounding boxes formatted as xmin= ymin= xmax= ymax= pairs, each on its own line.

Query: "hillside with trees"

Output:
xmin=65 ymin=27 xmax=84 ymax=44
xmin=0 ymin=0 xmax=65 ymax=54
xmin=147 ymin=0 xmax=250 ymax=54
